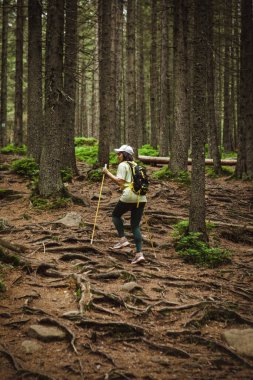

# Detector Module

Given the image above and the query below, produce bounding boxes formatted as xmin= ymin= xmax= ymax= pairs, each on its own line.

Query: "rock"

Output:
xmin=54 ymin=212 xmax=82 ymax=227
xmin=121 ymin=281 xmax=142 ymax=292
xmin=62 ymin=310 xmax=80 ymax=319
xmin=28 ymin=324 xmax=66 ymax=342
xmin=91 ymin=193 xmax=106 ymax=200
xmin=221 ymin=328 xmax=253 ymax=358
xmin=21 ymin=340 xmax=42 ymax=354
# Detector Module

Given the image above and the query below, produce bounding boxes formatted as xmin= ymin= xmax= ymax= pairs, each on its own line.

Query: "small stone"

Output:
xmin=21 ymin=340 xmax=42 ymax=354
xmin=28 ymin=324 xmax=66 ymax=342
xmin=121 ymin=282 xmax=142 ymax=292
xmin=221 ymin=328 xmax=253 ymax=358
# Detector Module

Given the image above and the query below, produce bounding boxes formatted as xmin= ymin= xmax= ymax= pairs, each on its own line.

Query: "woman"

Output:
xmin=103 ymin=145 xmax=147 ymax=264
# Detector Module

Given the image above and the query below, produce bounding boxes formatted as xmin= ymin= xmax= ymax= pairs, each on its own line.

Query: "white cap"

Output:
xmin=114 ymin=144 xmax=134 ymax=155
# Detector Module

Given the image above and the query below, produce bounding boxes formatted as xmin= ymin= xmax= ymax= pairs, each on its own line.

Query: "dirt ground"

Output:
xmin=0 ymin=153 xmax=253 ymax=380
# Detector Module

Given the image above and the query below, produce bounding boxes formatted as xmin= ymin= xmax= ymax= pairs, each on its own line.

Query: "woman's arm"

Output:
xmin=103 ymin=167 xmax=125 ymax=187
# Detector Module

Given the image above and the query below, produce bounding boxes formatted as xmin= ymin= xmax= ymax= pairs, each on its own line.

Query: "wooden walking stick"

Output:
xmin=90 ymin=164 xmax=107 ymax=245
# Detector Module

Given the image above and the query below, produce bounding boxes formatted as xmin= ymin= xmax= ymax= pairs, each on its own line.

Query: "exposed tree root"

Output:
xmin=142 ymin=338 xmax=190 ymax=358
xmin=77 ymin=318 xmax=145 ymax=336
xmin=83 ymin=342 xmax=115 ymax=365
xmin=186 ymin=334 xmax=253 ymax=368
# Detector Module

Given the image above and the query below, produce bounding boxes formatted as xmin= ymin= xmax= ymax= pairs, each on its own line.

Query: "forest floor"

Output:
xmin=0 ymin=153 xmax=253 ymax=380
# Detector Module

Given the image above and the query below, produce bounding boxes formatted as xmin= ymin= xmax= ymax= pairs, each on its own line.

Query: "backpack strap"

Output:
xmin=126 ymin=161 xmax=140 ymax=207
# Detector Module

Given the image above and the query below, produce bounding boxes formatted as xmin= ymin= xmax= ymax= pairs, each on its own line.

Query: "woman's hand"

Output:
xmin=102 ymin=167 xmax=109 ymax=175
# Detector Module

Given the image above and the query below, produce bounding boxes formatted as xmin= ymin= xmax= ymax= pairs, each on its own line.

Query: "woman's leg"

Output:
xmin=112 ymin=201 xmax=130 ymax=237
xmin=130 ymin=203 xmax=145 ymax=252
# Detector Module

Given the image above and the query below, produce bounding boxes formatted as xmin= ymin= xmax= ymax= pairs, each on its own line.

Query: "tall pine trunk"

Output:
xmin=27 ymin=0 xmax=43 ymax=163
xmin=0 ymin=0 xmax=9 ymax=147
xmin=62 ymin=0 xmax=78 ymax=174
xmin=189 ymin=0 xmax=207 ymax=240
xmin=14 ymin=0 xmax=24 ymax=147
xmin=39 ymin=0 xmax=64 ymax=196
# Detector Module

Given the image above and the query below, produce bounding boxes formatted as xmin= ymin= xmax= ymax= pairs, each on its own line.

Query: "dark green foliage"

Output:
xmin=74 ymin=137 xmax=98 ymax=146
xmin=30 ymin=196 xmax=71 ymax=210
xmin=11 ymin=157 xmax=39 ymax=178
xmin=75 ymin=145 xmax=98 ymax=164
xmin=60 ymin=168 xmax=73 ymax=182
xmin=0 ymin=144 xmax=27 ymax=155
xmin=87 ymin=169 xmax=104 ymax=182
xmin=138 ymin=144 xmax=159 ymax=157
xmin=152 ymin=166 xmax=191 ymax=185
xmin=172 ymin=220 xmax=232 ymax=268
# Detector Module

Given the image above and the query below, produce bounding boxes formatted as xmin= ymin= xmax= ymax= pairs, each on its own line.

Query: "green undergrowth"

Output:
xmin=152 ymin=166 xmax=191 ymax=185
xmin=30 ymin=195 xmax=71 ymax=210
xmin=138 ymin=144 xmax=159 ymax=157
xmin=206 ymin=166 xmax=235 ymax=178
xmin=74 ymin=137 xmax=98 ymax=146
xmin=0 ymin=144 xmax=27 ymax=155
xmin=172 ymin=220 xmax=232 ymax=268
xmin=11 ymin=157 xmax=39 ymax=178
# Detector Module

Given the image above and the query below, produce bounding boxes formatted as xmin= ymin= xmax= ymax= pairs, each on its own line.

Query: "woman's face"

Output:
xmin=117 ymin=152 xmax=123 ymax=162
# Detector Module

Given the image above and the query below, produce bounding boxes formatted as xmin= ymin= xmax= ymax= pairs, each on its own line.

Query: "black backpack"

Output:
xmin=127 ymin=161 xmax=149 ymax=196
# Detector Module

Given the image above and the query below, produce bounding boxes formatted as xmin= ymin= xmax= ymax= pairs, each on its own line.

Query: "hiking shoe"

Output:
xmin=131 ymin=252 xmax=145 ymax=264
xmin=112 ymin=237 xmax=130 ymax=249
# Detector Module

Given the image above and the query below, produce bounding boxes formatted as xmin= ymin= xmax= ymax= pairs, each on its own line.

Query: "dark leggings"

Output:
xmin=112 ymin=201 xmax=146 ymax=253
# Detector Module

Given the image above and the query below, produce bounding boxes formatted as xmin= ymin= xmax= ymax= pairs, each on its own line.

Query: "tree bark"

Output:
xmin=14 ymin=0 xmax=24 ymax=147
xmin=189 ymin=0 xmax=208 ymax=240
xmin=27 ymin=0 xmax=43 ymax=163
xmin=38 ymin=0 xmax=65 ymax=197
xmin=236 ymin=0 xmax=253 ymax=179
xmin=170 ymin=0 xmax=190 ymax=172
xmin=159 ymin=0 xmax=170 ymax=157
xmin=62 ymin=0 xmax=78 ymax=175
xmin=126 ymin=0 xmax=137 ymax=155
xmin=98 ymin=0 xmax=112 ymax=165
xmin=0 ymin=0 xmax=9 ymax=147
xmin=150 ymin=0 xmax=158 ymax=149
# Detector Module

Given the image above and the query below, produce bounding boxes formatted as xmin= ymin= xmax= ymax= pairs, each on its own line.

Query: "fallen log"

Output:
xmin=138 ymin=155 xmax=237 ymax=166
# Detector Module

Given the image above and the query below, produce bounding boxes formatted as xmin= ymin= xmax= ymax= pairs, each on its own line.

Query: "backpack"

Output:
xmin=127 ymin=161 xmax=149 ymax=196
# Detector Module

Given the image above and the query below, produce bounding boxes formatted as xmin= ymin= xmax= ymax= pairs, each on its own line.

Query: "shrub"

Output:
xmin=87 ymin=169 xmax=104 ymax=182
xmin=152 ymin=166 xmax=191 ymax=184
xmin=172 ymin=220 xmax=232 ymax=268
xmin=138 ymin=144 xmax=159 ymax=157
xmin=75 ymin=145 xmax=98 ymax=165
xmin=11 ymin=157 xmax=39 ymax=178
xmin=31 ymin=196 xmax=71 ymax=210
xmin=0 ymin=144 xmax=27 ymax=155
xmin=60 ymin=168 xmax=73 ymax=182
xmin=74 ymin=137 xmax=98 ymax=146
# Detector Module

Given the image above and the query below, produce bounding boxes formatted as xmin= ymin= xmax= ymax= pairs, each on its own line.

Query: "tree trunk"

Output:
xmin=126 ymin=0 xmax=137 ymax=155
xmin=206 ymin=0 xmax=222 ymax=174
xmin=150 ymin=0 xmax=158 ymax=149
xmin=38 ymin=0 xmax=65 ymax=197
xmin=0 ymin=0 xmax=9 ymax=147
xmin=136 ymin=0 xmax=147 ymax=147
xmin=27 ymin=0 xmax=43 ymax=163
xmin=236 ymin=0 xmax=253 ymax=179
xmin=98 ymin=0 xmax=112 ymax=166
xmin=189 ymin=0 xmax=208 ymax=240
xmin=62 ymin=0 xmax=78 ymax=175
xmin=170 ymin=0 xmax=189 ymax=173
xmin=159 ymin=0 xmax=169 ymax=157
xmin=14 ymin=0 xmax=24 ymax=147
